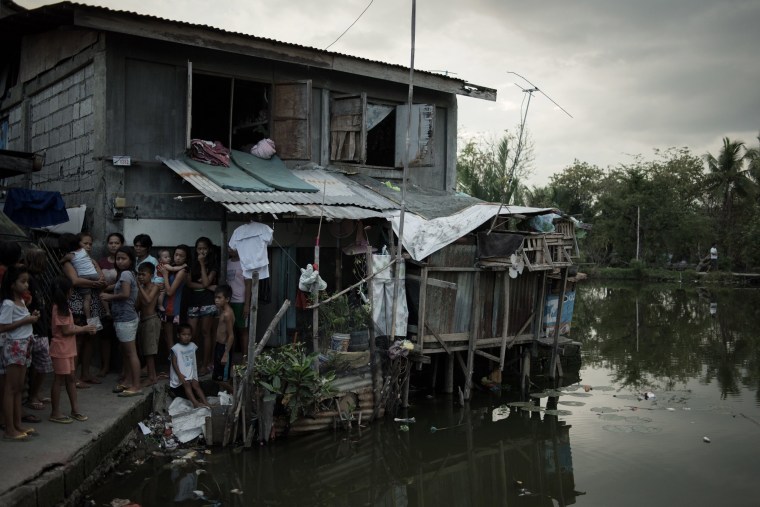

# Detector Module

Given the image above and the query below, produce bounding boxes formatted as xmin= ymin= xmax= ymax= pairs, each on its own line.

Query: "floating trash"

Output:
xmin=399 ymin=424 xmax=409 ymax=432
xmin=703 ymin=436 xmax=711 ymax=443
xmin=666 ymin=407 xmax=676 ymax=411
xmin=231 ymin=488 xmax=243 ymax=495
xmin=394 ymin=417 xmax=416 ymax=423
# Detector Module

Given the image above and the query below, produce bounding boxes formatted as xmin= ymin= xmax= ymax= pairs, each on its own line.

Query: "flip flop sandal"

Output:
xmin=21 ymin=414 xmax=41 ymax=423
xmin=112 ymin=384 xmax=128 ymax=393
xmin=70 ymin=413 xmax=89 ymax=422
xmin=3 ymin=434 xmax=30 ymax=442
xmin=23 ymin=428 xmax=40 ymax=437
xmin=49 ymin=416 xmax=74 ymax=424
xmin=24 ymin=401 xmax=45 ymax=411
xmin=118 ymin=390 xmax=143 ymax=398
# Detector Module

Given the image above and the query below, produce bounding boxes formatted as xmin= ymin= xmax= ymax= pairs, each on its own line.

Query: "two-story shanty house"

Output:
xmin=1 ymin=2 xmax=580 ymax=402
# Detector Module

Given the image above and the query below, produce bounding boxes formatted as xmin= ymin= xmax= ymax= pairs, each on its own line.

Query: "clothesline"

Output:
xmin=305 ymin=257 xmax=397 ymax=309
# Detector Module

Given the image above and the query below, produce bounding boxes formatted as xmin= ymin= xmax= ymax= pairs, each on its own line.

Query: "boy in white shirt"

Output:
xmin=169 ymin=323 xmax=209 ymax=409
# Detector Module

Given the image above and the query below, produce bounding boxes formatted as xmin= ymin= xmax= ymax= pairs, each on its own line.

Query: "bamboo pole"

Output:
xmin=246 ymin=271 xmax=260 ymax=368
xmin=463 ymin=271 xmax=480 ymax=401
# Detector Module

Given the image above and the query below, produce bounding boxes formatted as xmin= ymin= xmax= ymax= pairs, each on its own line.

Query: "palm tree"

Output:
xmin=703 ymin=137 xmax=757 ymax=228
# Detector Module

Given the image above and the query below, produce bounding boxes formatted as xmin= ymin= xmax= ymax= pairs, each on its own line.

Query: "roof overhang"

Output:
xmin=1 ymin=1 xmax=495 ymax=101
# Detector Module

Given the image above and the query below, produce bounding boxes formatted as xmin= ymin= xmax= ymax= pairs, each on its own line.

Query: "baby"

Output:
xmin=60 ymin=232 xmax=105 ymax=324
xmin=156 ymin=248 xmax=187 ymax=312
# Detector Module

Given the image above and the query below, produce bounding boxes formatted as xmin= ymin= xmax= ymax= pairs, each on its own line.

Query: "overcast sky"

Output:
xmin=19 ymin=0 xmax=760 ymax=185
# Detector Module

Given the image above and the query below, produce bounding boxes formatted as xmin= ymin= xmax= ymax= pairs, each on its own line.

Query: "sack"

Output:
xmin=250 ymin=138 xmax=276 ymax=159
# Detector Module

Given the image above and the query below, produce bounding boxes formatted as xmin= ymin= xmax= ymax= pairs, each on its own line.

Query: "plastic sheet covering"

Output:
xmin=168 ymin=397 xmax=211 ymax=443
xmin=371 ymin=253 xmax=408 ymax=337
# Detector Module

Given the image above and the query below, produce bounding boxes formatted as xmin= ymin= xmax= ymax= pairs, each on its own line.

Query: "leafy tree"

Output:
xmin=456 ymin=131 xmax=533 ymax=203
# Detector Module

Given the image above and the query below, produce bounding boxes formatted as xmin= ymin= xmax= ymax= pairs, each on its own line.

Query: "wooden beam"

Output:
xmin=548 ymin=267 xmax=570 ymax=379
xmin=424 ymin=323 xmax=452 ymax=355
xmin=463 ymin=271 xmax=480 ymax=401
xmin=474 ymin=349 xmax=500 ymax=363
xmin=406 ymin=273 xmax=457 ymax=290
xmin=499 ymin=274 xmax=510 ymax=370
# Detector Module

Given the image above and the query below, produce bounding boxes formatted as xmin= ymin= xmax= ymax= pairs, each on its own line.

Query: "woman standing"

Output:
xmin=186 ymin=237 xmax=218 ymax=373
xmin=95 ymin=232 xmax=124 ymax=377
xmin=59 ymin=233 xmax=106 ymax=387
xmin=100 ymin=246 xmax=141 ymax=396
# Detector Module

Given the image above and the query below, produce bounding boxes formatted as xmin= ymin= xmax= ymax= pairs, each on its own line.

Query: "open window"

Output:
xmin=187 ymin=63 xmax=271 ymax=152
xmin=330 ymin=96 xmax=434 ymax=168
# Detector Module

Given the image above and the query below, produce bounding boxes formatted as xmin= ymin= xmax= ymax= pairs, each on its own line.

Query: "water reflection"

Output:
xmin=575 ymin=283 xmax=760 ymax=402
xmin=90 ymin=284 xmax=760 ymax=506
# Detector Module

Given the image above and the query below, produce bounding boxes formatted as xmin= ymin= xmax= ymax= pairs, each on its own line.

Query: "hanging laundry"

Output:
xmin=371 ymin=249 xmax=408 ymax=338
xmin=229 ymin=222 xmax=273 ymax=279
xmin=189 ymin=139 xmax=231 ymax=167
xmin=3 ymin=188 xmax=68 ymax=228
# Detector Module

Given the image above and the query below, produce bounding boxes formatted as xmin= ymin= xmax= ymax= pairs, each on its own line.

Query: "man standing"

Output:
xmin=709 ymin=243 xmax=718 ymax=271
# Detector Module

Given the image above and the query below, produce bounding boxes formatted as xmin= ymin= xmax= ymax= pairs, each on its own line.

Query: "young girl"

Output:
xmin=0 ymin=266 xmax=40 ymax=440
xmin=100 ymin=247 xmax=141 ymax=397
xmin=169 ymin=323 xmax=210 ymax=409
xmin=22 ymin=247 xmax=54 ymax=413
xmin=49 ymin=277 xmax=96 ymax=424
xmin=186 ymin=237 xmax=218 ymax=373
xmin=159 ymin=245 xmax=190 ymax=362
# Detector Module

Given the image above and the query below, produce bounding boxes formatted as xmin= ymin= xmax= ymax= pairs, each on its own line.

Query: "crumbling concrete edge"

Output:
xmin=0 ymin=393 xmax=153 ymax=507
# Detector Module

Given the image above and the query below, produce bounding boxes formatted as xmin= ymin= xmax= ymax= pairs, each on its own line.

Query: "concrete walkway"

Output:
xmin=0 ymin=374 xmax=156 ymax=507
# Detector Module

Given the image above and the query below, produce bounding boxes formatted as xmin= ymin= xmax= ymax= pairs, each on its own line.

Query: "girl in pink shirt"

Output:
xmin=49 ymin=277 xmax=96 ymax=424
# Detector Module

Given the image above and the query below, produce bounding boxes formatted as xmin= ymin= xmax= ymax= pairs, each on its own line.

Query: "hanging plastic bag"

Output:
xmin=298 ymin=264 xmax=327 ymax=292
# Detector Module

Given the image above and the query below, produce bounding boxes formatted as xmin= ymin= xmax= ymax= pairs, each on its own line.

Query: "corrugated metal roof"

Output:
xmin=3 ymin=1 xmax=492 ymax=98
xmin=162 ymin=158 xmax=396 ymax=219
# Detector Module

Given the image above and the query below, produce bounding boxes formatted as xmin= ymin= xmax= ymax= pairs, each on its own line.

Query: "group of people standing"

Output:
xmin=0 ymin=230 xmax=250 ymax=441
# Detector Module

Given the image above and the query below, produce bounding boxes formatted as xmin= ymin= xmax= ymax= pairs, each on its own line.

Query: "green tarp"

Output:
xmin=230 ymin=150 xmax=318 ymax=193
xmin=182 ymin=155 xmax=274 ymax=192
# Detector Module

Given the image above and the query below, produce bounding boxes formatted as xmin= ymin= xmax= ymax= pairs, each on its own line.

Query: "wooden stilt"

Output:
xmin=499 ymin=274 xmax=511 ymax=370
xmin=520 ymin=346 xmax=531 ymax=393
xmin=549 ymin=267 xmax=570 ymax=379
xmin=445 ymin=353 xmax=454 ymax=394
xmin=463 ymin=271 xmax=480 ymax=401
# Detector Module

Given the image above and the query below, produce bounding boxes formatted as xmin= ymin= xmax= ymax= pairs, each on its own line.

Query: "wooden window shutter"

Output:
xmin=395 ymin=104 xmax=435 ymax=167
xmin=272 ymin=81 xmax=311 ymax=160
xmin=330 ymin=93 xmax=366 ymax=163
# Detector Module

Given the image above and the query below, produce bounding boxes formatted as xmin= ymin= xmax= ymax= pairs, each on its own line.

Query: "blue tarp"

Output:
xmin=3 ymin=188 xmax=69 ymax=228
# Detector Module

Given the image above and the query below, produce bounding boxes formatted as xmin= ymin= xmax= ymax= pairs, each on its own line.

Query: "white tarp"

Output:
xmin=37 ymin=204 xmax=87 ymax=234
xmin=388 ymin=204 xmax=555 ymax=261
xmin=371 ymin=253 xmax=408 ymax=337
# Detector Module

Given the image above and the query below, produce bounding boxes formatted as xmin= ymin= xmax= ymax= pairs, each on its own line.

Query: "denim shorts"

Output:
xmin=114 ymin=317 xmax=140 ymax=343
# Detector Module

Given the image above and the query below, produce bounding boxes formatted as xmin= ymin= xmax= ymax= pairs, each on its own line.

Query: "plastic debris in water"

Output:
xmin=644 ymin=392 xmax=656 ymax=400
xmin=230 ymin=489 xmax=243 ymax=495
xmin=703 ymin=436 xmax=711 ymax=443
xmin=394 ymin=417 xmax=416 ymax=423
xmin=430 ymin=426 xmax=438 ymax=433
xmin=399 ymin=424 xmax=409 ymax=432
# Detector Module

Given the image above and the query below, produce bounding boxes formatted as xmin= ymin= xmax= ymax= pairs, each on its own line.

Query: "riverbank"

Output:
xmin=0 ymin=374 xmax=155 ymax=507
xmin=583 ymin=266 xmax=760 ymax=285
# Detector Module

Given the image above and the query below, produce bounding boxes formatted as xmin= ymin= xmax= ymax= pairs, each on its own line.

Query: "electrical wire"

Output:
xmin=324 ymin=0 xmax=374 ymax=50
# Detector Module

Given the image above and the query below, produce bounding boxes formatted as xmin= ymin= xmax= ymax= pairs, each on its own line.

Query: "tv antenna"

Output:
xmin=488 ymin=72 xmax=572 ymax=233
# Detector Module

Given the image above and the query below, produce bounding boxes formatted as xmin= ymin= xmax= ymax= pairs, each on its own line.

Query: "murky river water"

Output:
xmin=90 ymin=282 xmax=760 ymax=507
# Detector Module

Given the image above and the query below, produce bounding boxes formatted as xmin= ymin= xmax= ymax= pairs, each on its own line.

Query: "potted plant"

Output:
xmin=318 ymin=292 xmax=371 ymax=351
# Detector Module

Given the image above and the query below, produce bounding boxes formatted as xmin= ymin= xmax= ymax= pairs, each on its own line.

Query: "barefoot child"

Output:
xmin=169 ymin=324 xmax=209 ymax=408
xmin=0 ymin=266 xmax=40 ymax=440
xmin=136 ymin=263 xmax=160 ymax=387
xmin=49 ymin=277 xmax=96 ymax=424
xmin=212 ymin=285 xmax=235 ymax=387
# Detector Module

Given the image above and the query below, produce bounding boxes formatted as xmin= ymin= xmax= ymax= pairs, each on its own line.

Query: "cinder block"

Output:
xmin=49 ymin=94 xmax=59 ymax=113
xmin=72 ymin=118 xmax=84 ymax=138
xmin=80 ymin=97 xmax=93 ymax=117
xmin=72 ymin=102 xmax=80 ymax=120
xmin=60 ymin=123 xmax=72 ymax=142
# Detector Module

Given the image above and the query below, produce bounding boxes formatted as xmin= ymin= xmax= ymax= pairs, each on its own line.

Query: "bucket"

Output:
xmin=330 ymin=333 xmax=351 ymax=352
xmin=348 ymin=329 xmax=370 ymax=352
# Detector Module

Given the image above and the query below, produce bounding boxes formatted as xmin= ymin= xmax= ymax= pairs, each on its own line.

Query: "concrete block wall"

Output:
xmin=27 ymin=64 xmax=97 ymax=205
